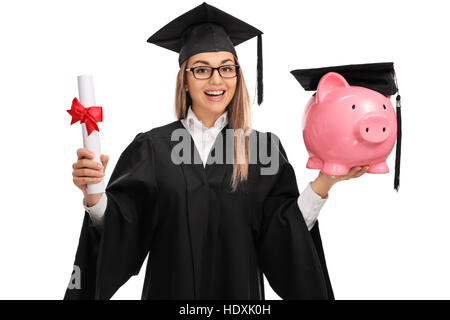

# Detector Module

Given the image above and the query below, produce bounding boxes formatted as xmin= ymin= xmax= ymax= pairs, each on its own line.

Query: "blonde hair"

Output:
xmin=174 ymin=56 xmax=252 ymax=192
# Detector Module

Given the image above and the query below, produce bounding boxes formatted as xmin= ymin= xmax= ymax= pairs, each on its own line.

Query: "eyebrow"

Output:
xmin=192 ymin=58 xmax=234 ymax=66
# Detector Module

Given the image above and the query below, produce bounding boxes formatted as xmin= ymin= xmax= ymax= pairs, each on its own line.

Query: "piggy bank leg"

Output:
xmin=322 ymin=162 xmax=351 ymax=176
xmin=367 ymin=161 xmax=389 ymax=174
xmin=306 ymin=156 xmax=323 ymax=169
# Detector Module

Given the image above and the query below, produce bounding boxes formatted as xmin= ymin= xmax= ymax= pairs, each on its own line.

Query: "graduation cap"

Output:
xmin=290 ymin=62 xmax=402 ymax=191
xmin=147 ymin=2 xmax=264 ymax=105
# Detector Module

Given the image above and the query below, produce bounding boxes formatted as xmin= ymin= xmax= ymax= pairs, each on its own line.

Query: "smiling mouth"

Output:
xmin=204 ymin=90 xmax=225 ymax=97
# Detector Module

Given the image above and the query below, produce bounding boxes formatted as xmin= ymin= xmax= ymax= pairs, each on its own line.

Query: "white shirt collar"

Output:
xmin=186 ymin=106 xmax=228 ymax=131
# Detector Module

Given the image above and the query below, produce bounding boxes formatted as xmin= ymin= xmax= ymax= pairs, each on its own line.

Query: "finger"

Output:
xmin=352 ymin=171 xmax=366 ymax=178
xmin=72 ymin=168 xmax=106 ymax=178
xmin=77 ymin=148 xmax=95 ymax=160
xmin=72 ymin=159 xmax=103 ymax=170
xmin=100 ymin=154 xmax=109 ymax=170
xmin=73 ymin=176 xmax=104 ymax=185
xmin=344 ymin=166 xmax=361 ymax=177
xmin=351 ymin=166 xmax=362 ymax=173
xmin=352 ymin=166 xmax=369 ymax=178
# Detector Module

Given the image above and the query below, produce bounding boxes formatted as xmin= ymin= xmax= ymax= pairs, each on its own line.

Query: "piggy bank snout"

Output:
xmin=355 ymin=113 xmax=391 ymax=144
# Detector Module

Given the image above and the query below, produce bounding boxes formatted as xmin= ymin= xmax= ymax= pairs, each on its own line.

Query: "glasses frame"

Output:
xmin=185 ymin=64 xmax=240 ymax=79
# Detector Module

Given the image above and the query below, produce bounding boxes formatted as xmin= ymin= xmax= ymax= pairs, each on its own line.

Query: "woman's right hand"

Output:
xmin=72 ymin=148 xmax=109 ymax=207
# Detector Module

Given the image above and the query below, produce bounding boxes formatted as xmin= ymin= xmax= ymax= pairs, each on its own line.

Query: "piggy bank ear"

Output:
xmin=317 ymin=72 xmax=350 ymax=103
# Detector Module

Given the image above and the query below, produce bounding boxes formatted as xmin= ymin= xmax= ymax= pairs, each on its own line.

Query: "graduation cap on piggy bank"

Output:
xmin=291 ymin=63 xmax=402 ymax=191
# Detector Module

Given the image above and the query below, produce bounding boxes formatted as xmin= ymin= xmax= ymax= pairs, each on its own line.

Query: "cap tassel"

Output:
xmin=257 ymin=34 xmax=263 ymax=105
xmin=394 ymin=95 xmax=402 ymax=191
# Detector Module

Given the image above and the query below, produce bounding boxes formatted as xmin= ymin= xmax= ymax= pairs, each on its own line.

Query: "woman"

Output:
xmin=66 ymin=3 xmax=368 ymax=300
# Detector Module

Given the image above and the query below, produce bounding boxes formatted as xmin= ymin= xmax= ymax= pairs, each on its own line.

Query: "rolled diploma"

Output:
xmin=78 ymin=75 xmax=105 ymax=194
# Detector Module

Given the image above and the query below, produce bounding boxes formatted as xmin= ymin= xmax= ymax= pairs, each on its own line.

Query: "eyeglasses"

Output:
xmin=185 ymin=64 xmax=240 ymax=79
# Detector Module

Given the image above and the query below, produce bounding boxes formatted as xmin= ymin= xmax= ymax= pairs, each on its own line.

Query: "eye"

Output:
xmin=197 ymin=68 xmax=209 ymax=74
xmin=383 ymin=104 xmax=387 ymax=110
xmin=352 ymin=105 xmax=356 ymax=110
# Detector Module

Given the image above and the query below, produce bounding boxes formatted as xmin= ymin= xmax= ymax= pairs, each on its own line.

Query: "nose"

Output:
xmin=355 ymin=113 xmax=391 ymax=144
xmin=209 ymin=68 xmax=223 ymax=84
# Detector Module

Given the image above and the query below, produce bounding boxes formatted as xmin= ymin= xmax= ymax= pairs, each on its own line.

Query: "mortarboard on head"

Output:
xmin=147 ymin=2 xmax=264 ymax=105
xmin=290 ymin=62 xmax=402 ymax=191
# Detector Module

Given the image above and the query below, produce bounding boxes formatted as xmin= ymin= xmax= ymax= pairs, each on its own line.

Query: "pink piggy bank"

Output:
xmin=303 ymin=72 xmax=397 ymax=175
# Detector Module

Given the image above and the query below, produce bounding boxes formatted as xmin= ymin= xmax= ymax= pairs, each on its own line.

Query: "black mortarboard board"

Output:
xmin=147 ymin=2 xmax=264 ymax=105
xmin=290 ymin=62 xmax=402 ymax=191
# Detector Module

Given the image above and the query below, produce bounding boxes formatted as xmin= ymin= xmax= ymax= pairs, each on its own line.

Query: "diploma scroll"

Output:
xmin=77 ymin=75 xmax=105 ymax=195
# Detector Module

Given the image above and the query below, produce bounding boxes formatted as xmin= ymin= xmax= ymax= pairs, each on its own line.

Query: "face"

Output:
xmin=185 ymin=51 xmax=237 ymax=115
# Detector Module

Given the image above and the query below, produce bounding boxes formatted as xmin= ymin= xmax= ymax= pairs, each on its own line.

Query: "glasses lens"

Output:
xmin=193 ymin=67 xmax=212 ymax=79
xmin=219 ymin=65 xmax=237 ymax=78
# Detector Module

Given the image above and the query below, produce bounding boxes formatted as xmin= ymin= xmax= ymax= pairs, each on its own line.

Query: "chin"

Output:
xmin=206 ymin=101 xmax=228 ymax=109
xmin=203 ymin=98 xmax=231 ymax=112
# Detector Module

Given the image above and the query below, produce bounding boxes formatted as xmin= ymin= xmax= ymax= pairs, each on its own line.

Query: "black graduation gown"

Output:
xmin=64 ymin=120 xmax=334 ymax=300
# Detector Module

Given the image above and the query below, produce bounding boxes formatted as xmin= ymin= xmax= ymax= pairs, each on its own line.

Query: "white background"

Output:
xmin=1 ymin=0 xmax=449 ymax=300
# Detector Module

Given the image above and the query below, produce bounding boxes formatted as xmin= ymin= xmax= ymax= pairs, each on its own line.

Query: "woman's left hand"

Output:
xmin=310 ymin=166 xmax=370 ymax=199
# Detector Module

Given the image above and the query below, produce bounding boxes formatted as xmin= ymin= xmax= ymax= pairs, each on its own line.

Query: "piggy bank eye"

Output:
xmin=352 ymin=105 xmax=356 ymax=110
xmin=383 ymin=104 xmax=387 ymax=110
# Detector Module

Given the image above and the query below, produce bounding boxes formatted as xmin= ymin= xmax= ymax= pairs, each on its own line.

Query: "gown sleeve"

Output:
xmin=64 ymin=132 xmax=158 ymax=300
xmin=256 ymin=133 xmax=334 ymax=300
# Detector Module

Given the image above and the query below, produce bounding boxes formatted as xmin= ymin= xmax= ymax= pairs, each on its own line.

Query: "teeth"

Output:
xmin=205 ymin=90 xmax=224 ymax=96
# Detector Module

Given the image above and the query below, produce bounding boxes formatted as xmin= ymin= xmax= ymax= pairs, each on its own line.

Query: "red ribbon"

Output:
xmin=66 ymin=97 xmax=103 ymax=136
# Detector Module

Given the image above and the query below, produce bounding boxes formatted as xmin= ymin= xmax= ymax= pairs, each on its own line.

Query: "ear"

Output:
xmin=317 ymin=72 xmax=350 ymax=103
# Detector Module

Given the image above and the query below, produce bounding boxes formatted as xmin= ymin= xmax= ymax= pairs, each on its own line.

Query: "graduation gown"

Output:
xmin=64 ymin=120 xmax=334 ymax=300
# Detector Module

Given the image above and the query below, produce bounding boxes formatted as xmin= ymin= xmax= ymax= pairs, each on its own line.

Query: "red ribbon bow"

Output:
xmin=66 ymin=97 xmax=103 ymax=136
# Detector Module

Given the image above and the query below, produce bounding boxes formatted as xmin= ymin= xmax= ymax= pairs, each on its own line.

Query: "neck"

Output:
xmin=191 ymin=105 xmax=226 ymax=128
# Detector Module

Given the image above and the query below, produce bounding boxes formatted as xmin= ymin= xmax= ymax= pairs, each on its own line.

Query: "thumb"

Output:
xmin=100 ymin=154 xmax=109 ymax=171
